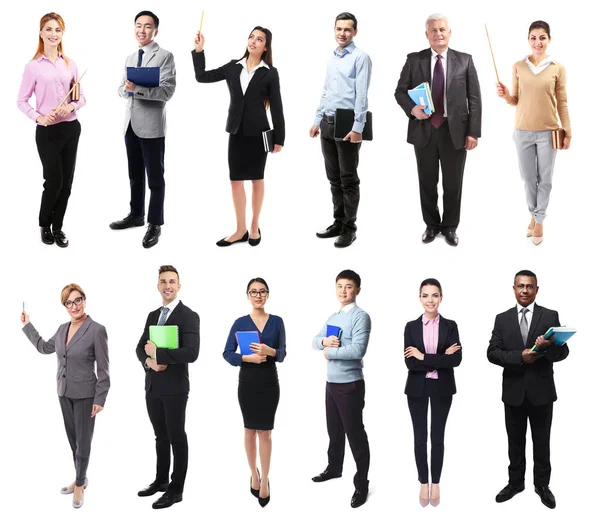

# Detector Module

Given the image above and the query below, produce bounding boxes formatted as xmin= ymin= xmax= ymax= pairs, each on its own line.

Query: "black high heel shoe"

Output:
xmin=258 ymin=480 xmax=270 ymax=507
xmin=250 ymin=469 xmax=260 ymax=498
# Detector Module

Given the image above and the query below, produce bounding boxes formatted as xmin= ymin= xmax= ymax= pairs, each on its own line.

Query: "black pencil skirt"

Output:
xmin=228 ymin=133 xmax=268 ymax=181
xmin=238 ymin=367 xmax=280 ymax=430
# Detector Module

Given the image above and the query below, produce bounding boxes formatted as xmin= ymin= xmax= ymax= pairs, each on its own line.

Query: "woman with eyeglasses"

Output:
xmin=223 ymin=278 xmax=286 ymax=507
xmin=20 ymin=284 xmax=110 ymax=509
xmin=17 ymin=12 xmax=86 ymax=248
xmin=403 ymin=278 xmax=462 ymax=507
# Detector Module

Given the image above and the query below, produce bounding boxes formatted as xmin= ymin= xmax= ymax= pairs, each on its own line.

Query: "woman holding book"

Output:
xmin=20 ymin=284 xmax=110 ymax=509
xmin=223 ymin=278 xmax=286 ymax=507
xmin=403 ymin=278 xmax=462 ymax=507
xmin=496 ymin=20 xmax=571 ymax=245
xmin=17 ymin=12 xmax=86 ymax=248
xmin=192 ymin=27 xmax=285 ymax=247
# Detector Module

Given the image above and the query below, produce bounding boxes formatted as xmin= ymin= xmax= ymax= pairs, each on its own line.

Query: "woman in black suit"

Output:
xmin=192 ymin=27 xmax=285 ymax=247
xmin=404 ymin=278 xmax=461 ymax=507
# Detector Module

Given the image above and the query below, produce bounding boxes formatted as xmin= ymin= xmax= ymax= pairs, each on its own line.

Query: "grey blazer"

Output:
xmin=23 ymin=316 xmax=110 ymax=406
xmin=118 ymin=41 xmax=176 ymax=138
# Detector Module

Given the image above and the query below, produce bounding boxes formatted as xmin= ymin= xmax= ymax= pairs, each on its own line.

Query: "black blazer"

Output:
xmin=136 ymin=302 xmax=200 ymax=395
xmin=487 ymin=305 xmax=569 ymax=407
xmin=192 ymin=50 xmax=285 ymax=146
xmin=394 ymin=48 xmax=482 ymax=150
xmin=404 ymin=315 xmax=462 ymax=397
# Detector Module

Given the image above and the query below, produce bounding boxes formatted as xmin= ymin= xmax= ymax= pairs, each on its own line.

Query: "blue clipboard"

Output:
xmin=127 ymin=67 xmax=160 ymax=87
xmin=235 ymin=331 xmax=261 ymax=356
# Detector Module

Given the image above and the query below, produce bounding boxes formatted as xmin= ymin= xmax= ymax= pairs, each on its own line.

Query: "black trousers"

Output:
xmin=325 ymin=380 xmax=370 ymax=490
xmin=414 ymin=121 xmax=467 ymax=232
xmin=125 ymin=123 xmax=165 ymax=225
xmin=58 ymin=396 xmax=95 ymax=487
xmin=319 ymin=119 xmax=361 ymax=232
xmin=407 ymin=379 xmax=453 ymax=484
xmin=146 ymin=393 xmax=189 ymax=494
xmin=504 ymin=399 xmax=553 ymax=487
xmin=35 ymin=120 xmax=81 ymax=229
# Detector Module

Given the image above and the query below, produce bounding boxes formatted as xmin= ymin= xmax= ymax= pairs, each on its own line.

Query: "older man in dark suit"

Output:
xmin=395 ymin=13 xmax=481 ymax=246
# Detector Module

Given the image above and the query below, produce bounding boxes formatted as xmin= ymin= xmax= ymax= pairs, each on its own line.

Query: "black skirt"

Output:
xmin=228 ymin=133 xmax=268 ymax=181
xmin=238 ymin=365 xmax=280 ymax=430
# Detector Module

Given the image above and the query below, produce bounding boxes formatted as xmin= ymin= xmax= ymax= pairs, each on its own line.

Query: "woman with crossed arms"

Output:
xmin=404 ymin=278 xmax=461 ymax=507
xmin=21 ymin=284 xmax=109 ymax=509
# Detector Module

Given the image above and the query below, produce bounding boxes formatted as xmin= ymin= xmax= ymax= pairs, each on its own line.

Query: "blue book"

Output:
xmin=127 ymin=67 xmax=160 ymax=87
xmin=235 ymin=331 xmax=261 ymax=356
xmin=407 ymin=82 xmax=435 ymax=115
xmin=530 ymin=326 xmax=576 ymax=353
xmin=326 ymin=325 xmax=342 ymax=338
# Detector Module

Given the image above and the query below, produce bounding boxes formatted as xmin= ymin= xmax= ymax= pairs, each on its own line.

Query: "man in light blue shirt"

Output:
xmin=310 ymin=13 xmax=372 ymax=248
xmin=311 ymin=269 xmax=372 ymax=508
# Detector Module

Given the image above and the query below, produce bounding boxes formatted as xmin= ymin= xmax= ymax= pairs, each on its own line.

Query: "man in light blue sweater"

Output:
xmin=312 ymin=269 xmax=372 ymax=508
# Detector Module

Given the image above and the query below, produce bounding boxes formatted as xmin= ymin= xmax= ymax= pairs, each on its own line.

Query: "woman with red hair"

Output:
xmin=17 ymin=13 xmax=86 ymax=248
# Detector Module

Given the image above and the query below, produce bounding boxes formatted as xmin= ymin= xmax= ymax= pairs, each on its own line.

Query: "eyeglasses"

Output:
xmin=64 ymin=296 xmax=85 ymax=308
xmin=248 ymin=289 xmax=269 ymax=297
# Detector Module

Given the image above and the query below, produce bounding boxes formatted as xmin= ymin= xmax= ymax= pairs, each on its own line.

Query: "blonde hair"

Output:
xmin=60 ymin=283 xmax=86 ymax=305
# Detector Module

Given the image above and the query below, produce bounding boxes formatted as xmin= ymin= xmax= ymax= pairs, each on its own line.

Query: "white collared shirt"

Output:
xmin=524 ymin=55 xmax=555 ymax=75
xmin=137 ymin=41 xmax=158 ymax=67
xmin=516 ymin=302 xmax=535 ymax=333
xmin=340 ymin=302 xmax=357 ymax=313
xmin=159 ymin=298 xmax=180 ymax=322
xmin=431 ymin=48 xmax=448 ymax=117
xmin=236 ymin=57 xmax=269 ymax=95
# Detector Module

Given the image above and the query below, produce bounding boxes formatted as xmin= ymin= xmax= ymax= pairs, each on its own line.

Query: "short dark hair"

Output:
xmin=335 ymin=12 xmax=357 ymax=30
xmin=135 ymin=10 xmax=159 ymax=28
xmin=420 ymin=278 xmax=442 ymax=296
xmin=246 ymin=277 xmax=269 ymax=293
xmin=159 ymin=265 xmax=179 ymax=280
xmin=514 ymin=269 xmax=537 ymax=284
xmin=528 ymin=20 xmax=550 ymax=38
xmin=336 ymin=269 xmax=361 ymax=288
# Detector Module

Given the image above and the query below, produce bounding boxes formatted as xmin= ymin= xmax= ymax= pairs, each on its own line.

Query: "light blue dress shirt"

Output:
xmin=313 ymin=42 xmax=372 ymax=133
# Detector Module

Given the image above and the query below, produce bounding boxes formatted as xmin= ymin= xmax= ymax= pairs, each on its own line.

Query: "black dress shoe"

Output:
xmin=351 ymin=488 xmax=368 ymax=508
xmin=216 ymin=231 xmax=249 ymax=247
xmin=137 ymin=481 xmax=168 ymax=497
xmin=495 ymin=483 xmax=525 ymax=503
xmin=316 ymin=223 xmax=343 ymax=239
xmin=109 ymin=213 xmax=144 ymax=230
xmin=142 ymin=225 xmax=161 ymax=249
xmin=312 ymin=469 xmax=342 ymax=483
xmin=443 ymin=230 xmax=459 ymax=246
xmin=258 ymin=480 xmax=270 ymax=507
xmin=422 ymin=228 xmax=439 ymax=244
xmin=152 ymin=491 xmax=182 ymax=509
xmin=250 ymin=469 xmax=260 ymax=498
xmin=53 ymin=230 xmax=69 ymax=248
xmin=535 ymin=485 xmax=556 ymax=509
xmin=40 ymin=226 xmax=54 ymax=245
xmin=249 ymin=228 xmax=261 ymax=246
xmin=334 ymin=231 xmax=356 ymax=248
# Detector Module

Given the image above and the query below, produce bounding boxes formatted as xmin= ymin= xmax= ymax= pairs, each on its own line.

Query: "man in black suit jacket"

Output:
xmin=136 ymin=265 xmax=200 ymax=509
xmin=487 ymin=270 xmax=569 ymax=509
xmin=395 ymin=13 xmax=481 ymax=246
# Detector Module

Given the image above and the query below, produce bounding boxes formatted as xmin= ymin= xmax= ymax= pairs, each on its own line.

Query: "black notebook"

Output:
xmin=262 ymin=129 xmax=274 ymax=152
xmin=334 ymin=109 xmax=373 ymax=141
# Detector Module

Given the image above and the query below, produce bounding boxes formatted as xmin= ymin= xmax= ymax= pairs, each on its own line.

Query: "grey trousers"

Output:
xmin=513 ymin=130 xmax=557 ymax=223
xmin=58 ymin=396 xmax=96 ymax=486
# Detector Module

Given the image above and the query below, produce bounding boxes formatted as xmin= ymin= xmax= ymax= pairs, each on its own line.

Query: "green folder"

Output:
xmin=149 ymin=325 xmax=179 ymax=350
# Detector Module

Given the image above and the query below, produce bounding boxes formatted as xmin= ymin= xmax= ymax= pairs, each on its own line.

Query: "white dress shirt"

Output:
xmin=524 ymin=55 xmax=555 ymax=75
xmin=236 ymin=57 xmax=269 ymax=95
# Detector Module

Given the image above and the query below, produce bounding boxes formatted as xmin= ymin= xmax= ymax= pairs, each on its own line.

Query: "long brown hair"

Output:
xmin=33 ymin=12 xmax=69 ymax=66
xmin=240 ymin=26 xmax=273 ymax=108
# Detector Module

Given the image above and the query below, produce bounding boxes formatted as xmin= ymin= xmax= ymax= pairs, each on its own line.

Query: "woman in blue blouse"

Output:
xmin=223 ymin=277 xmax=286 ymax=507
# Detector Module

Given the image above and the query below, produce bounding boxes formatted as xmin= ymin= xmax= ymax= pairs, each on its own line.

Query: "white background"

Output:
xmin=1 ymin=0 xmax=597 ymax=522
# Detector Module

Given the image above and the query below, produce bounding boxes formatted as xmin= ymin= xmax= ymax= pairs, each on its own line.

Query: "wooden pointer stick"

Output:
xmin=199 ymin=10 xmax=205 ymax=34
xmin=484 ymin=24 xmax=500 ymax=84
xmin=45 ymin=69 xmax=87 ymax=126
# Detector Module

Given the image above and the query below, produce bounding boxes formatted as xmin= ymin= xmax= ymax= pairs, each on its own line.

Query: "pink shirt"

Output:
xmin=422 ymin=314 xmax=440 ymax=379
xmin=17 ymin=54 xmax=85 ymax=124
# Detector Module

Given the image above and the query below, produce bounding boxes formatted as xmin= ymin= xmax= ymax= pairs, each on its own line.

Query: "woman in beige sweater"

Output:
xmin=497 ymin=21 xmax=571 ymax=245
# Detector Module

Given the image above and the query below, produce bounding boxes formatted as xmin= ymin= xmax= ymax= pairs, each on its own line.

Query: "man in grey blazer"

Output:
xmin=110 ymin=10 xmax=176 ymax=248
xmin=395 ymin=13 xmax=481 ymax=247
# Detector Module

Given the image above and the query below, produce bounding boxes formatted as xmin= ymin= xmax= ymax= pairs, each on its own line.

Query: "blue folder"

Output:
xmin=531 ymin=326 xmax=576 ymax=352
xmin=407 ymin=82 xmax=434 ymax=115
xmin=235 ymin=331 xmax=261 ymax=356
xmin=326 ymin=325 xmax=342 ymax=338
xmin=127 ymin=67 xmax=160 ymax=87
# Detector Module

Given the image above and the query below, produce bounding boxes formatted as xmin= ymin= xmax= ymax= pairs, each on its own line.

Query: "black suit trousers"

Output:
xmin=319 ymin=119 xmax=361 ymax=232
xmin=504 ymin=398 xmax=553 ymax=487
xmin=325 ymin=380 xmax=370 ymax=490
xmin=125 ymin=123 xmax=165 ymax=225
xmin=414 ymin=121 xmax=466 ymax=232
xmin=407 ymin=379 xmax=453 ymax=484
xmin=146 ymin=393 xmax=189 ymax=494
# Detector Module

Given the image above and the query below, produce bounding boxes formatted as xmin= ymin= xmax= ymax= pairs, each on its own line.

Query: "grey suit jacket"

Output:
xmin=119 ymin=41 xmax=176 ymax=138
xmin=23 ymin=316 xmax=110 ymax=406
